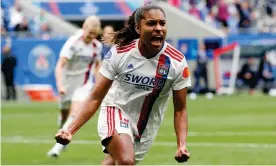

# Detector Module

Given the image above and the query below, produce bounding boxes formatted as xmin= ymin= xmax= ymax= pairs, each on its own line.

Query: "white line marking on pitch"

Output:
xmin=162 ymin=131 xmax=276 ymax=136
xmin=1 ymin=137 xmax=276 ymax=148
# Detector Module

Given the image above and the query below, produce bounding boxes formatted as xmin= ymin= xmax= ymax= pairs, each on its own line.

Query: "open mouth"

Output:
xmin=151 ymin=36 xmax=163 ymax=44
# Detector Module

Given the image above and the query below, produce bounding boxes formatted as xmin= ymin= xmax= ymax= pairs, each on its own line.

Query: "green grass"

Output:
xmin=1 ymin=95 xmax=276 ymax=165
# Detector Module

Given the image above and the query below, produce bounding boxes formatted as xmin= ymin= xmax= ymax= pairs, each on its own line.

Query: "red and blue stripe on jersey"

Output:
xmin=136 ymin=53 xmax=171 ymax=139
xmin=83 ymin=42 xmax=98 ymax=84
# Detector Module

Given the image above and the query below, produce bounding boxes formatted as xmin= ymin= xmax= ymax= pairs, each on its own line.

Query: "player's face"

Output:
xmin=103 ymin=26 xmax=114 ymax=38
xmin=139 ymin=9 xmax=167 ymax=50
xmin=83 ymin=27 xmax=98 ymax=43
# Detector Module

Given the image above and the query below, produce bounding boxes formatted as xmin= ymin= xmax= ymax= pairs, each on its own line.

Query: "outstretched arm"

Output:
xmin=56 ymin=45 xmax=119 ymax=144
xmin=69 ymin=74 xmax=112 ymax=134
xmin=93 ymin=59 xmax=102 ymax=82
xmin=173 ymin=87 xmax=190 ymax=162
xmin=55 ymin=74 xmax=113 ymax=144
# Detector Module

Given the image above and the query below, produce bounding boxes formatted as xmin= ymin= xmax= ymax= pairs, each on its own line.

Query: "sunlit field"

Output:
xmin=1 ymin=95 xmax=276 ymax=165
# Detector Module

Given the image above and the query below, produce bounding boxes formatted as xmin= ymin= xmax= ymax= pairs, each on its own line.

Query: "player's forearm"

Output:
xmin=174 ymin=109 xmax=188 ymax=148
xmin=55 ymin=67 xmax=63 ymax=88
xmin=55 ymin=58 xmax=68 ymax=88
xmin=67 ymin=96 xmax=102 ymax=135
xmin=94 ymin=61 xmax=101 ymax=82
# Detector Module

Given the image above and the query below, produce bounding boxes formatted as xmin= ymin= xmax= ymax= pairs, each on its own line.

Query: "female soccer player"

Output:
xmin=47 ymin=16 xmax=102 ymax=157
xmin=55 ymin=3 xmax=191 ymax=164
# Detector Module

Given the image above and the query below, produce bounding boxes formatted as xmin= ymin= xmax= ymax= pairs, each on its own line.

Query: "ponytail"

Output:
xmin=110 ymin=10 xmax=140 ymax=47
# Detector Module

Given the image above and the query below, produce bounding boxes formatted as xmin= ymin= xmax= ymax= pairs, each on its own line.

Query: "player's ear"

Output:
xmin=135 ymin=24 xmax=140 ymax=35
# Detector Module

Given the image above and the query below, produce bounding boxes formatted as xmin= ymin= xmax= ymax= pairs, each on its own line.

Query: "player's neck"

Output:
xmin=138 ymin=40 xmax=163 ymax=59
xmin=83 ymin=39 xmax=91 ymax=45
xmin=82 ymin=36 xmax=92 ymax=45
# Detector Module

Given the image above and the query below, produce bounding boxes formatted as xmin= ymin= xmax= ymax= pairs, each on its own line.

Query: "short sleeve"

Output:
xmin=99 ymin=46 xmax=119 ymax=80
xmin=59 ymin=36 xmax=76 ymax=59
xmin=172 ymin=58 xmax=191 ymax=90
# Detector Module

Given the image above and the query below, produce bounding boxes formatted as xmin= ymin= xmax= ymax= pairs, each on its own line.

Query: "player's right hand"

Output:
xmin=55 ymin=129 xmax=72 ymax=145
xmin=58 ymin=86 xmax=66 ymax=96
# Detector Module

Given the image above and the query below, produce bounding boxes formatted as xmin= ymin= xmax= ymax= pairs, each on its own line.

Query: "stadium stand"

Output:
xmin=167 ymin=0 xmax=276 ymax=34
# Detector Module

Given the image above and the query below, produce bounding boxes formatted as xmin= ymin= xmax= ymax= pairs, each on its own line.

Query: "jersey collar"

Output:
xmin=135 ymin=39 xmax=167 ymax=59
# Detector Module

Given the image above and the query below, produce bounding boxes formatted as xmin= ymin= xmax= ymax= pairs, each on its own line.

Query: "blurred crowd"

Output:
xmin=2 ymin=0 xmax=276 ymax=39
xmin=1 ymin=0 xmax=52 ymax=39
xmin=168 ymin=0 xmax=276 ymax=34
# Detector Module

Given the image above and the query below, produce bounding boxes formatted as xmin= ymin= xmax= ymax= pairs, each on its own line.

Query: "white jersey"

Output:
xmin=60 ymin=30 xmax=102 ymax=84
xmin=99 ymin=39 xmax=191 ymax=141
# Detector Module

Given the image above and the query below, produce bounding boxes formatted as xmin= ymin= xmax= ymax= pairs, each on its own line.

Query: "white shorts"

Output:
xmin=71 ymin=81 xmax=94 ymax=102
xmin=97 ymin=106 xmax=154 ymax=163
xmin=59 ymin=76 xmax=95 ymax=109
xmin=58 ymin=74 xmax=85 ymax=110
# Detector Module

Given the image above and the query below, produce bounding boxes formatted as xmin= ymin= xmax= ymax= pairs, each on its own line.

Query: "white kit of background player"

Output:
xmin=47 ymin=16 xmax=102 ymax=157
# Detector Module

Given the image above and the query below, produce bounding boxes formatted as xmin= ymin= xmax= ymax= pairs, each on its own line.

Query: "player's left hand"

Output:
xmin=174 ymin=146 xmax=190 ymax=163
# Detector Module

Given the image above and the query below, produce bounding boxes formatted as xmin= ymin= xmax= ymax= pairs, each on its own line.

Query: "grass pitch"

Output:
xmin=1 ymin=94 xmax=276 ymax=165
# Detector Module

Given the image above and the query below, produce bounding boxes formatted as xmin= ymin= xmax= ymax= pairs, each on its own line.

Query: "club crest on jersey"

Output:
xmin=104 ymin=51 xmax=112 ymax=59
xmin=158 ymin=64 xmax=169 ymax=76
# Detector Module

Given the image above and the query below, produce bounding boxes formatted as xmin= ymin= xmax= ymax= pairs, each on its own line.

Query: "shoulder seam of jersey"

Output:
xmin=116 ymin=41 xmax=136 ymax=54
xmin=164 ymin=45 xmax=184 ymax=62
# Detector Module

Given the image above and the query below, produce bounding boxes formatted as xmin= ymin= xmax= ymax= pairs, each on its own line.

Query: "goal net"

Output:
xmin=213 ymin=42 xmax=241 ymax=95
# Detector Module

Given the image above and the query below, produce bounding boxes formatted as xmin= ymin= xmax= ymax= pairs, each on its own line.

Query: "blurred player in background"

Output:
xmin=237 ymin=57 xmax=258 ymax=95
xmin=1 ymin=45 xmax=17 ymax=101
xmin=193 ymin=43 xmax=209 ymax=93
xmin=55 ymin=3 xmax=191 ymax=164
xmin=259 ymin=53 xmax=275 ymax=94
xmin=101 ymin=25 xmax=115 ymax=59
xmin=47 ymin=16 xmax=102 ymax=157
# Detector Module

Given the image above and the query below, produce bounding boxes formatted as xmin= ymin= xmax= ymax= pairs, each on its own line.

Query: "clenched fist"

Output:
xmin=174 ymin=146 xmax=190 ymax=163
xmin=55 ymin=129 xmax=72 ymax=145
